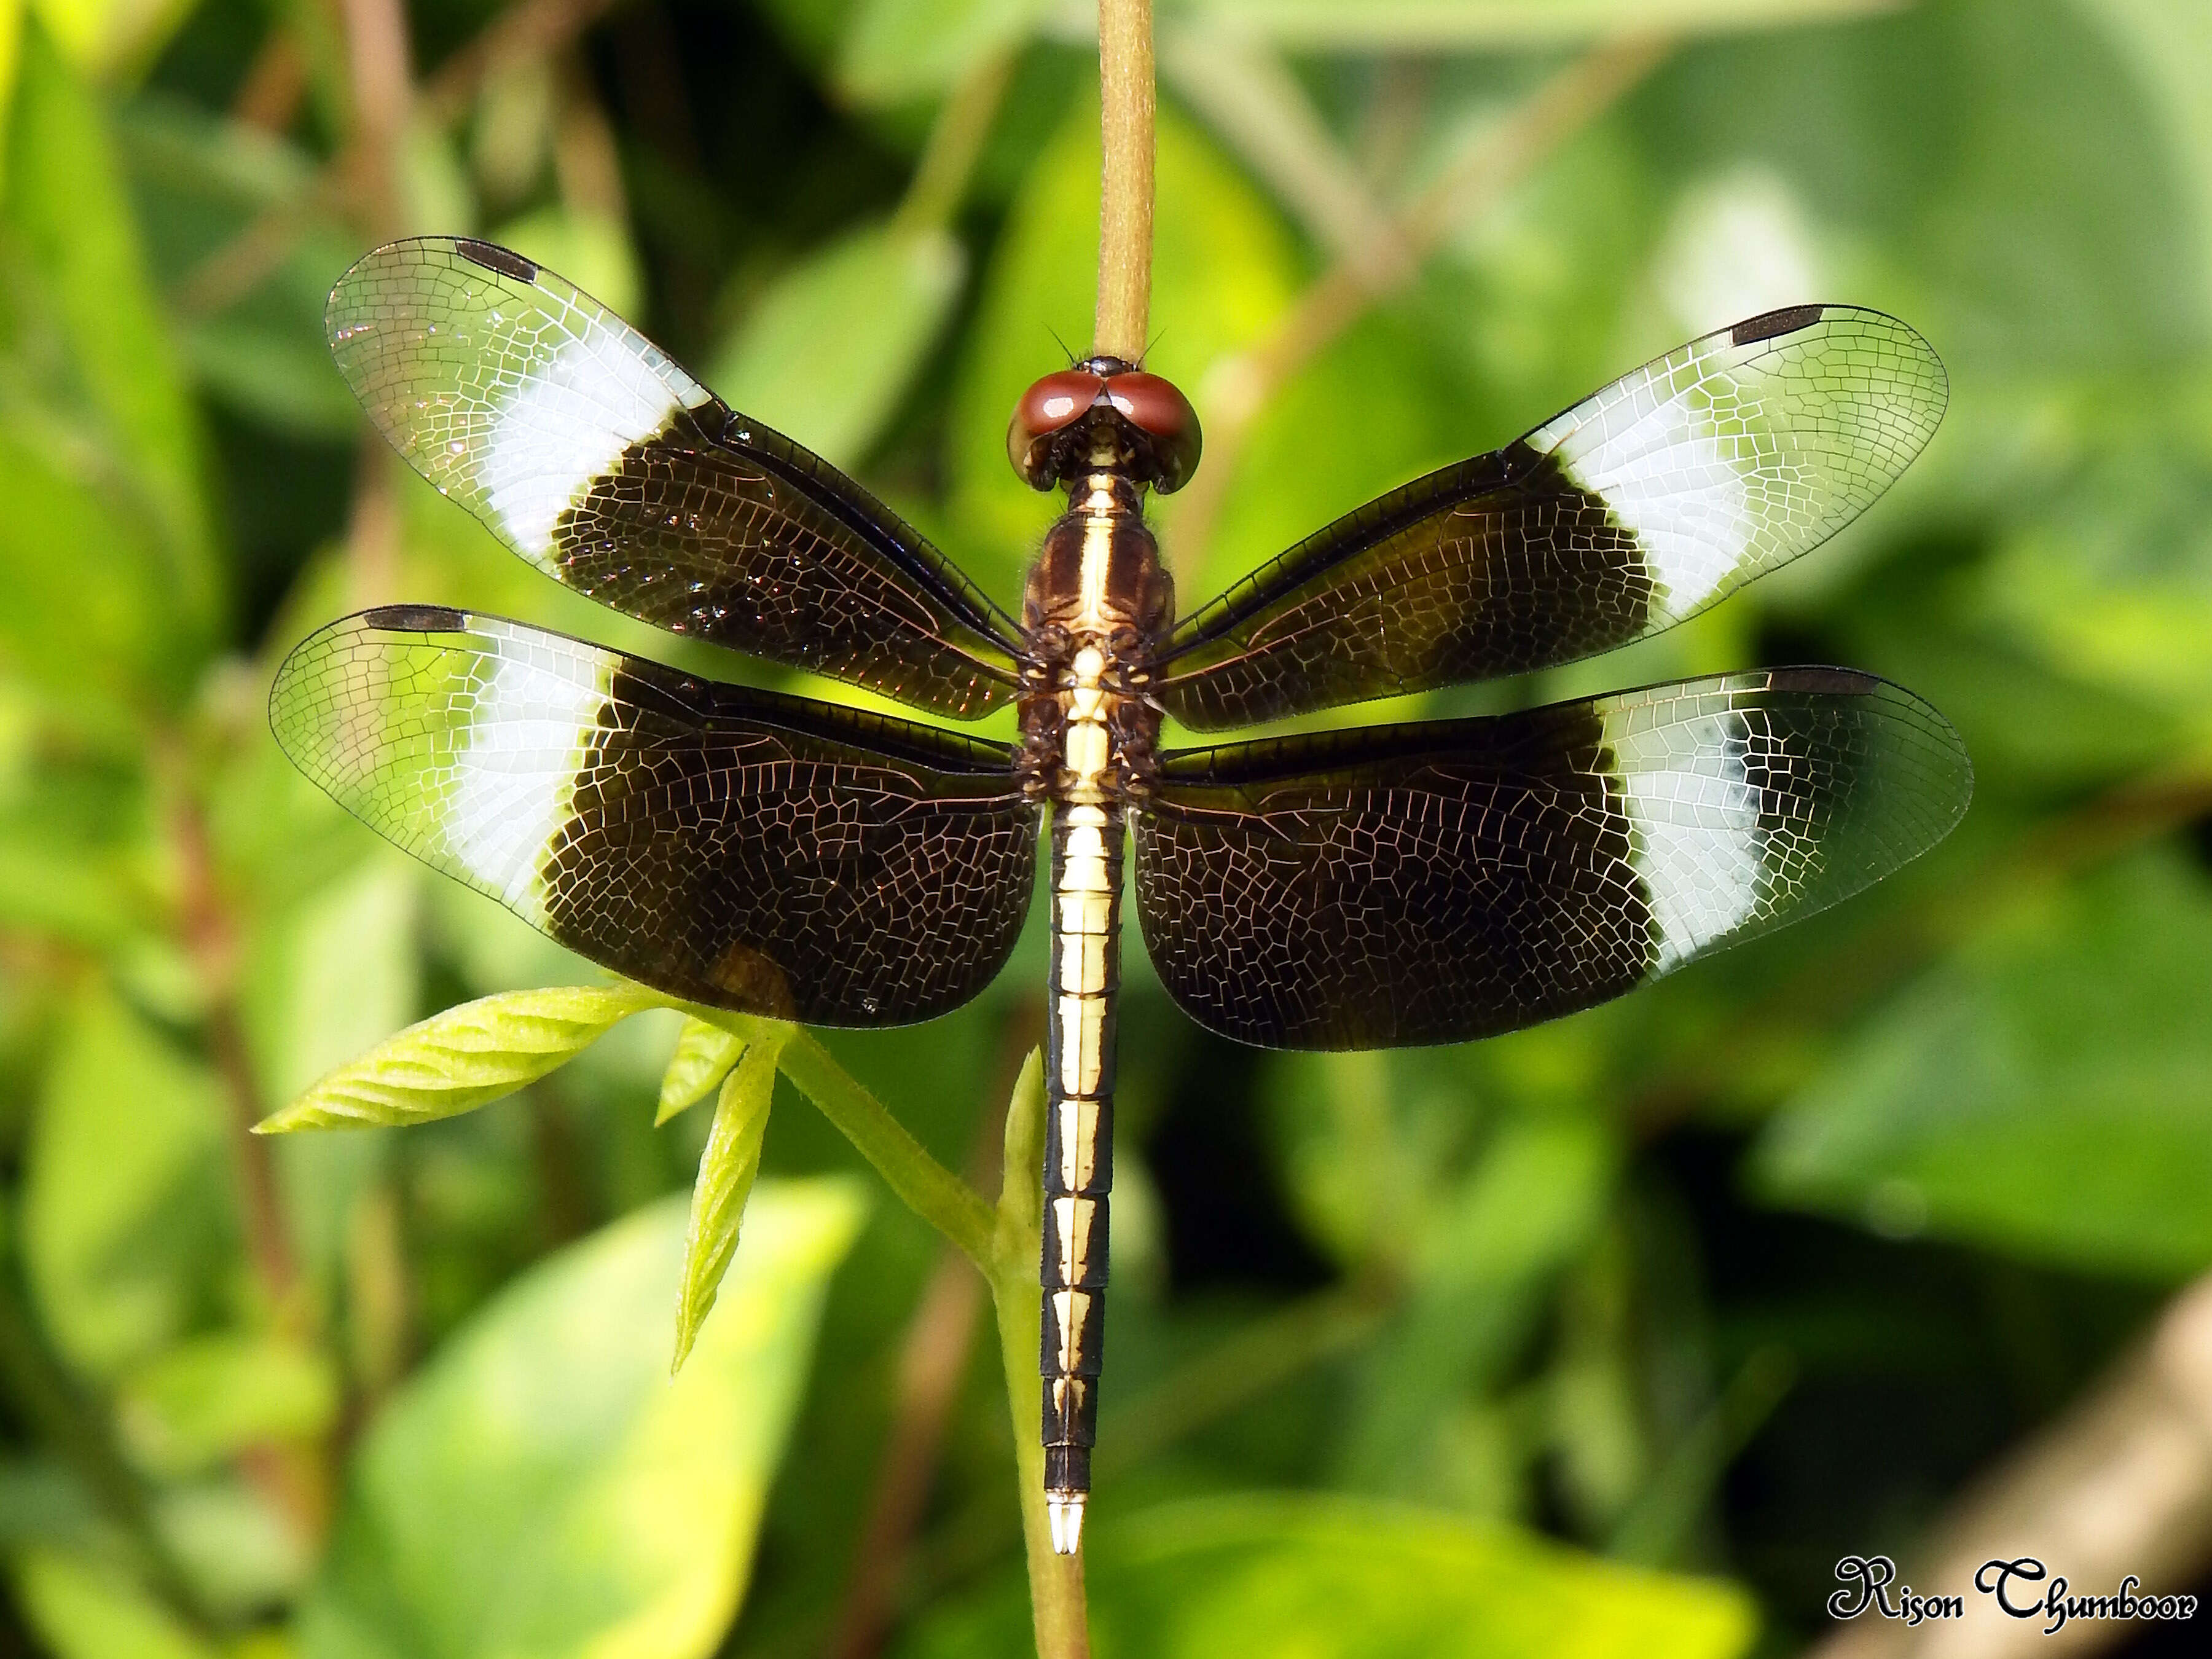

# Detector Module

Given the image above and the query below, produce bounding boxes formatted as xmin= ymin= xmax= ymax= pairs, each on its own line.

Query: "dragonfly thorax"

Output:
xmin=1021 ymin=473 xmax=1174 ymax=640
xmin=1017 ymin=473 xmax=1171 ymax=803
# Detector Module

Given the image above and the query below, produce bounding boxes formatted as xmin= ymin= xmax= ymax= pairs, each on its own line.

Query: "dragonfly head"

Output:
xmin=1010 ymin=359 xmax=1202 ymax=495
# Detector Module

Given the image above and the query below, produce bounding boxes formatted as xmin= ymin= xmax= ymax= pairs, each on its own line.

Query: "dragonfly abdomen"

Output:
xmin=1041 ymin=797 xmax=1121 ymax=1556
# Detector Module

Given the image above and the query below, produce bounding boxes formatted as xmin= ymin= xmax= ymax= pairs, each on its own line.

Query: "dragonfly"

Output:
xmin=273 ymin=237 xmax=1969 ymax=1555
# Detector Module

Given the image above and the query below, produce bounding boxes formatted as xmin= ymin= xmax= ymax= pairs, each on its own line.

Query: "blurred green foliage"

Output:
xmin=0 ymin=0 xmax=2208 ymax=1654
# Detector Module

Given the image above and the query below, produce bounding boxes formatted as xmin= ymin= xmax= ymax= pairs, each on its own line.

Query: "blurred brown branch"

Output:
xmin=1812 ymin=1268 xmax=2212 ymax=1659
xmin=164 ymin=743 xmax=337 ymax=1543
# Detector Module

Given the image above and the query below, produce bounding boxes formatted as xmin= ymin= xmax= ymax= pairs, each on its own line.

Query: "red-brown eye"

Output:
xmin=1008 ymin=370 xmax=1107 ymax=490
xmin=1103 ymin=372 xmax=1202 ymax=493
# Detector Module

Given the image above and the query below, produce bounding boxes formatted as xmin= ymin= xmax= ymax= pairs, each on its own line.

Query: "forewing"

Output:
xmin=1158 ymin=307 xmax=1947 ymax=729
xmin=327 ymin=237 xmax=1022 ymax=719
xmin=1134 ymin=669 xmax=1970 ymax=1049
xmin=270 ymin=606 xmax=1038 ymax=1024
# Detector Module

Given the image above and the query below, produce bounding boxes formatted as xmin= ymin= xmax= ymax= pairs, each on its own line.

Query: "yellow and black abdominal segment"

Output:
xmin=284 ymin=237 xmax=1971 ymax=1556
xmin=1041 ymin=801 xmax=1120 ymax=1555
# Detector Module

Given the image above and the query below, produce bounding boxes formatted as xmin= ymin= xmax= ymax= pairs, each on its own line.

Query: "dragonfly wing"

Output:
xmin=328 ymin=237 xmax=1023 ymax=719
xmin=1134 ymin=669 xmax=1970 ymax=1048
xmin=1158 ymin=307 xmax=1947 ymax=729
xmin=272 ymin=606 xmax=1038 ymax=1023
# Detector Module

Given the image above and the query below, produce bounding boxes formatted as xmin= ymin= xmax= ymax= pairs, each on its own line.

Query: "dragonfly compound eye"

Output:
xmin=1009 ymin=370 xmax=1108 ymax=490
xmin=1102 ymin=372 xmax=1202 ymax=493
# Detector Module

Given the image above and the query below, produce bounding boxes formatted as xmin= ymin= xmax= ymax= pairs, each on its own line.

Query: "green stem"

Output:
xmin=694 ymin=1013 xmax=1085 ymax=1644
xmin=684 ymin=1008 xmax=1083 ymax=1648
xmin=988 ymin=1052 xmax=1090 ymax=1658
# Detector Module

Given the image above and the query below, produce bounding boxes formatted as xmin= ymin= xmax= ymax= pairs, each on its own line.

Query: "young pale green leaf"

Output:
xmin=1752 ymin=850 xmax=2212 ymax=1277
xmin=298 ymin=1182 xmax=865 ymax=1659
xmin=901 ymin=1492 xmax=1754 ymax=1659
xmin=256 ymin=985 xmax=661 ymax=1134
xmin=707 ymin=221 xmax=964 ymax=473
xmin=671 ymin=1031 xmax=788 ymax=1372
xmin=657 ymin=1018 xmax=747 ymax=1127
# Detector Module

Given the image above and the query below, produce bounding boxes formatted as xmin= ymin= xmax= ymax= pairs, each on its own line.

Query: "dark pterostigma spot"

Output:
xmin=1766 ymin=665 xmax=1878 ymax=696
xmin=1733 ymin=304 xmax=1825 ymax=347
xmin=364 ymin=603 xmax=469 ymax=633
xmin=453 ymin=238 xmax=538 ymax=283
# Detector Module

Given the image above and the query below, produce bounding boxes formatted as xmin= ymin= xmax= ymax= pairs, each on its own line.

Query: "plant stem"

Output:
xmin=681 ymin=1026 xmax=1083 ymax=1647
xmin=1093 ymin=0 xmax=1156 ymax=359
xmin=989 ymin=1052 xmax=1091 ymax=1658
xmin=763 ymin=1027 xmax=997 ymax=1269
xmin=335 ymin=0 xmax=414 ymax=242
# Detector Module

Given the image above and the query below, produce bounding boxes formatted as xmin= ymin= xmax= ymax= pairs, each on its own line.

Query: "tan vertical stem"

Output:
xmin=1093 ymin=0 xmax=1155 ymax=360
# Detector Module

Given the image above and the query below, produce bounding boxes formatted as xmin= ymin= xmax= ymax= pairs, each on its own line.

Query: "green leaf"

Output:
xmin=672 ymin=1029 xmax=787 ymax=1371
xmin=153 ymin=1480 xmax=311 ymax=1622
xmin=117 ymin=1333 xmax=340 ymax=1478
xmin=2 ymin=23 xmax=218 ymax=688
xmin=2082 ymin=0 xmax=2212 ymax=299
xmin=114 ymin=98 xmax=356 ymax=436
xmin=1961 ymin=384 xmax=2212 ymax=728
xmin=256 ymin=985 xmax=661 ymax=1134
xmin=1751 ymin=850 xmax=2212 ymax=1276
xmin=10 ymin=1547 xmax=214 ymax=1659
xmin=25 ymin=989 xmax=232 ymax=1378
xmin=900 ymin=1493 xmax=1755 ymax=1659
xmin=837 ymin=0 xmax=1041 ymax=106
xmin=298 ymin=1182 xmax=865 ymax=1659
xmin=1184 ymin=306 xmax=1480 ymax=606
xmin=707 ymin=221 xmax=964 ymax=471
xmin=1177 ymin=0 xmax=1898 ymax=48
xmin=656 ymin=1017 xmax=745 ymax=1127
xmin=0 ymin=4 xmax=22 ymax=172
xmin=26 ymin=0 xmax=202 ymax=82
